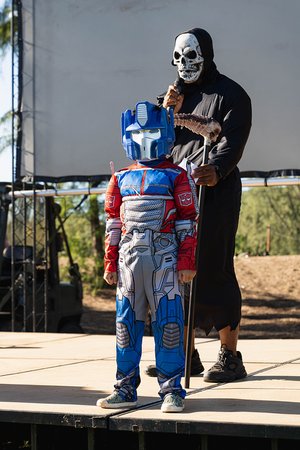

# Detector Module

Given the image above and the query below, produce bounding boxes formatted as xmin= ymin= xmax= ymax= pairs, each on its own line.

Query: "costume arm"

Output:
xmin=209 ymin=87 xmax=252 ymax=179
xmin=174 ymin=168 xmax=198 ymax=271
xmin=104 ymin=174 xmax=122 ymax=273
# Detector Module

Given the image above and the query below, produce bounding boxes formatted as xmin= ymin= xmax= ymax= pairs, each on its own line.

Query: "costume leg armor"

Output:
xmin=115 ymin=230 xmax=186 ymax=400
xmin=147 ymin=240 xmax=186 ymax=399
xmin=114 ymin=251 xmax=146 ymax=402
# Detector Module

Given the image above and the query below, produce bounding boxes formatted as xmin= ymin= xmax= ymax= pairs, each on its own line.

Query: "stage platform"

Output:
xmin=0 ymin=332 xmax=299 ymax=449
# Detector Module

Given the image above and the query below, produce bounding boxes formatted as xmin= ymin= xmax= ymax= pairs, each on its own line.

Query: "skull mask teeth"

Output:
xmin=173 ymin=33 xmax=204 ymax=83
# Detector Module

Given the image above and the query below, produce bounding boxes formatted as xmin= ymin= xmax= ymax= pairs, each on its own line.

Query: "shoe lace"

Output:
xmin=213 ymin=349 xmax=231 ymax=370
xmin=169 ymin=394 xmax=182 ymax=406
xmin=174 ymin=395 xmax=183 ymax=406
xmin=164 ymin=393 xmax=182 ymax=406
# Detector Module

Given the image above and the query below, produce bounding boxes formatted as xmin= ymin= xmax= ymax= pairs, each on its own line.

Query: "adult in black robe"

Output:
xmin=147 ymin=28 xmax=252 ymax=383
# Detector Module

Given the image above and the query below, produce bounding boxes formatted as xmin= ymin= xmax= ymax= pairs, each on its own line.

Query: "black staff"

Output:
xmin=173 ymin=112 xmax=221 ymax=387
xmin=184 ymin=136 xmax=210 ymax=388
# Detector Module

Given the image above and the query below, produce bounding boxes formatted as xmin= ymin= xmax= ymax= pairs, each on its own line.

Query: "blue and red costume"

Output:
xmin=104 ymin=102 xmax=198 ymax=403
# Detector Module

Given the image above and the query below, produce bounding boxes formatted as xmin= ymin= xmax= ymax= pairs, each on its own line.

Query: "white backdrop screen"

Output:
xmin=20 ymin=0 xmax=300 ymax=181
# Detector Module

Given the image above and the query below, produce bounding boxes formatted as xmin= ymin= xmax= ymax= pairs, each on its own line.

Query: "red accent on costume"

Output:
xmin=104 ymin=160 xmax=198 ymax=273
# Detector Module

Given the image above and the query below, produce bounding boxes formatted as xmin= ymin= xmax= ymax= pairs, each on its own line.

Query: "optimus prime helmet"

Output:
xmin=121 ymin=101 xmax=175 ymax=161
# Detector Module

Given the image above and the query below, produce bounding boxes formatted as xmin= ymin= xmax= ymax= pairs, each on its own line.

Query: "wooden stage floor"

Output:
xmin=0 ymin=332 xmax=299 ymax=449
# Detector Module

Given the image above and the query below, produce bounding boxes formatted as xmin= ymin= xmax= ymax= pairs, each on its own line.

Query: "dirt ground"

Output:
xmin=80 ymin=255 xmax=300 ymax=339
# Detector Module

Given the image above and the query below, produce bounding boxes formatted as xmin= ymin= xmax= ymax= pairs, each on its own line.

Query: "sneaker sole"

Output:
xmin=161 ymin=405 xmax=185 ymax=413
xmin=97 ymin=399 xmax=138 ymax=409
xmin=203 ymin=371 xmax=247 ymax=383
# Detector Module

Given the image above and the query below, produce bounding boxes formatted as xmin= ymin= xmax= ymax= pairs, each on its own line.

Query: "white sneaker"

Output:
xmin=97 ymin=390 xmax=137 ymax=409
xmin=161 ymin=393 xmax=185 ymax=413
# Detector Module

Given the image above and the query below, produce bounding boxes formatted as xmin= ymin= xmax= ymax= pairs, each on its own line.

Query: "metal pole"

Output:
xmin=32 ymin=183 xmax=37 ymax=331
xmin=43 ymin=197 xmax=49 ymax=331
xmin=10 ymin=186 xmax=107 ymax=198
xmin=7 ymin=177 xmax=300 ymax=200
xmin=22 ymin=190 xmax=28 ymax=330
xmin=11 ymin=0 xmax=16 ymax=331
xmin=242 ymin=177 xmax=300 ymax=187
xmin=185 ymin=138 xmax=210 ymax=388
xmin=266 ymin=224 xmax=271 ymax=255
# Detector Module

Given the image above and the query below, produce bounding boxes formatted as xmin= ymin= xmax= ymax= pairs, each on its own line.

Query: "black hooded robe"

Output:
xmin=159 ymin=28 xmax=252 ymax=335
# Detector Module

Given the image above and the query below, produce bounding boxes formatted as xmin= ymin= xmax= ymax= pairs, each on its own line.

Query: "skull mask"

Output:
xmin=172 ymin=33 xmax=204 ymax=83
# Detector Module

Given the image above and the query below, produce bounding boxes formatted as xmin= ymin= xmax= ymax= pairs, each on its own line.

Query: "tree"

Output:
xmin=0 ymin=110 xmax=12 ymax=153
xmin=236 ymin=186 xmax=300 ymax=255
xmin=0 ymin=1 xmax=18 ymax=156
xmin=0 ymin=1 xmax=11 ymax=56
xmin=56 ymin=182 xmax=108 ymax=293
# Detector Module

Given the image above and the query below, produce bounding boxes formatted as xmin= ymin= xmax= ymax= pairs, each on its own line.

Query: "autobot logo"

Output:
xmin=178 ymin=193 xmax=192 ymax=206
xmin=106 ymin=196 xmax=115 ymax=208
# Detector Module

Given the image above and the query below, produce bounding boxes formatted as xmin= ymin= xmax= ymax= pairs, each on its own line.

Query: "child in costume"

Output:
xmin=97 ymin=101 xmax=198 ymax=412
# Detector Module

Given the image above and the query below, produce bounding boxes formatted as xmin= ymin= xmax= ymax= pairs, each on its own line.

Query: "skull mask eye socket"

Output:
xmin=173 ymin=50 xmax=197 ymax=60
xmin=186 ymin=50 xmax=197 ymax=59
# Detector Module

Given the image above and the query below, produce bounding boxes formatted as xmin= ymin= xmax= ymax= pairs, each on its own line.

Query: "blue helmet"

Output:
xmin=121 ymin=101 xmax=175 ymax=160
